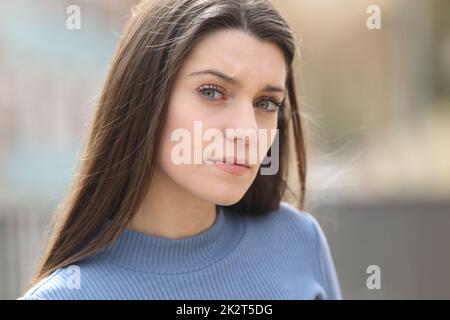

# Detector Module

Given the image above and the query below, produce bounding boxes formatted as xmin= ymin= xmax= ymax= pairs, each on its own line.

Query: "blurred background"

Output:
xmin=0 ymin=0 xmax=449 ymax=299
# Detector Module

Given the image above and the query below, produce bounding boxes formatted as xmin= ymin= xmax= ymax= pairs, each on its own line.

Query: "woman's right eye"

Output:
xmin=198 ymin=84 xmax=225 ymax=100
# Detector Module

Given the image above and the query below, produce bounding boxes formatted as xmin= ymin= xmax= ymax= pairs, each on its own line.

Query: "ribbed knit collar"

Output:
xmin=96 ymin=205 xmax=245 ymax=274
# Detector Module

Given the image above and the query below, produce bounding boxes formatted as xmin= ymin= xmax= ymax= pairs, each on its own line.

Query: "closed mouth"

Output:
xmin=206 ymin=157 xmax=252 ymax=168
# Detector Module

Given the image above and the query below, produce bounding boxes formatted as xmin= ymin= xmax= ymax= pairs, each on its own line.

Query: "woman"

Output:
xmin=19 ymin=0 xmax=341 ymax=300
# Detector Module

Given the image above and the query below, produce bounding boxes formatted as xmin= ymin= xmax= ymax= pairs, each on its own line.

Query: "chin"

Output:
xmin=204 ymin=187 xmax=249 ymax=206
xmin=214 ymin=196 xmax=243 ymax=207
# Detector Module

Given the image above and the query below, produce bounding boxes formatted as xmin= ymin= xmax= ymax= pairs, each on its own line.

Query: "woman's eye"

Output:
xmin=198 ymin=84 xmax=283 ymax=113
xmin=256 ymin=98 xmax=283 ymax=112
xmin=198 ymin=84 xmax=224 ymax=100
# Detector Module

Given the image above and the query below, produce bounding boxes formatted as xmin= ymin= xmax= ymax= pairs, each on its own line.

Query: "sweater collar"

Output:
xmin=96 ymin=205 xmax=245 ymax=274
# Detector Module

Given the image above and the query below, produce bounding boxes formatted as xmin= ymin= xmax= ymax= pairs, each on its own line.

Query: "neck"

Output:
xmin=126 ymin=167 xmax=217 ymax=239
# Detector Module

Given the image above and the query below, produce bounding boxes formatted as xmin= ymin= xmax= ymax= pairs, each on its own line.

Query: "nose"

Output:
xmin=224 ymin=100 xmax=259 ymax=146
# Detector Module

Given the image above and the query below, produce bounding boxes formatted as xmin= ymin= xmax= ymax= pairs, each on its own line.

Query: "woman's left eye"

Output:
xmin=255 ymin=98 xmax=283 ymax=112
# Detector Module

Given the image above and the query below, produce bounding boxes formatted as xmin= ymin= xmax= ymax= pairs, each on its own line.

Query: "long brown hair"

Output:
xmin=24 ymin=0 xmax=307 ymax=292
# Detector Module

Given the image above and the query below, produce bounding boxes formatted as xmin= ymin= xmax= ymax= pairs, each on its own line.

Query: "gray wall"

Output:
xmin=316 ymin=199 xmax=450 ymax=299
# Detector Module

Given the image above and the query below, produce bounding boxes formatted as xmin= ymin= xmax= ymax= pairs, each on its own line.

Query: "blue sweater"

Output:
xmin=19 ymin=202 xmax=342 ymax=300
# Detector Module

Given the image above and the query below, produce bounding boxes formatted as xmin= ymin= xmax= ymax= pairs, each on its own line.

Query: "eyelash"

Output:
xmin=197 ymin=83 xmax=284 ymax=112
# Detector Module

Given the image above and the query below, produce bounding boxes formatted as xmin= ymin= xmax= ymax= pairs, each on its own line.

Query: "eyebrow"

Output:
xmin=188 ymin=69 xmax=286 ymax=94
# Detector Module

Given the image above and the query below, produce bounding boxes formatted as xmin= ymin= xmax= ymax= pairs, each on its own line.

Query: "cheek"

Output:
xmin=256 ymin=114 xmax=279 ymax=160
xmin=156 ymin=97 xmax=212 ymax=189
xmin=157 ymin=98 xmax=194 ymax=170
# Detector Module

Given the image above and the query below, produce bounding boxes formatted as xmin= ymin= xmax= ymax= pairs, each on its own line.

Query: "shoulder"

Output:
xmin=276 ymin=201 xmax=327 ymax=245
xmin=245 ymin=201 xmax=321 ymax=241
xmin=241 ymin=201 xmax=325 ymax=259
xmin=18 ymin=260 xmax=102 ymax=300
xmin=243 ymin=201 xmax=342 ymax=299
xmin=18 ymin=267 xmax=71 ymax=300
xmin=277 ymin=202 xmax=342 ymax=299
xmin=274 ymin=200 xmax=319 ymax=229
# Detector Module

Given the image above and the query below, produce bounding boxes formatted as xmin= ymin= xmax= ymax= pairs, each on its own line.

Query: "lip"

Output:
xmin=205 ymin=157 xmax=252 ymax=176
xmin=210 ymin=162 xmax=251 ymax=176
xmin=207 ymin=157 xmax=252 ymax=168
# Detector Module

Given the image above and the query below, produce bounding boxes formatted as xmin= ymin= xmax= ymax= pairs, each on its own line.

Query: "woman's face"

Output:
xmin=157 ymin=29 xmax=287 ymax=206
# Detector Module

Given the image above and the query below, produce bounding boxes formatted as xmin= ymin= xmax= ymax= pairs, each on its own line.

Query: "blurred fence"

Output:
xmin=0 ymin=206 xmax=50 ymax=299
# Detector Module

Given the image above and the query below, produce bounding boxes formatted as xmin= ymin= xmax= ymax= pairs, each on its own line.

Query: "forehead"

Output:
xmin=180 ymin=29 xmax=287 ymax=84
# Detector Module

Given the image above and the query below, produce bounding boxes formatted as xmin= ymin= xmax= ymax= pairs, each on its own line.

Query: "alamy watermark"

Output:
xmin=66 ymin=5 xmax=81 ymax=30
xmin=366 ymin=5 xmax=381 ymax=30
xmin=366 ymin=264 xmax=381 ymax=290
xmin=170 ymin=121 xmax=280 ymax=175
xmin=66 ymin=264 xmax=81 ymax=290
